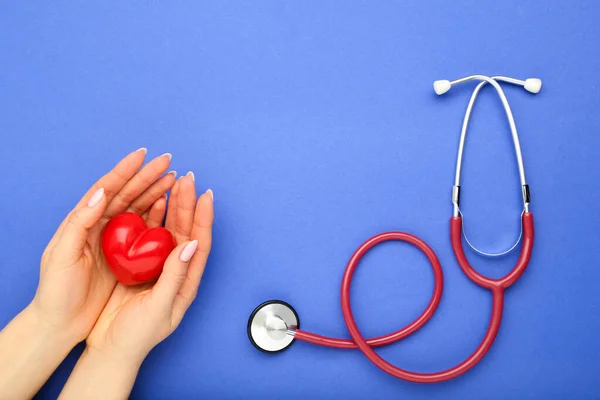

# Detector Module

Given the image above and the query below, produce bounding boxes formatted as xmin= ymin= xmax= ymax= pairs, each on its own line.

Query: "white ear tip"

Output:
xmin=524 ymin=78 xmax=542 ymax=94
xmin=433 ymin=80 xmax=451 ymax=95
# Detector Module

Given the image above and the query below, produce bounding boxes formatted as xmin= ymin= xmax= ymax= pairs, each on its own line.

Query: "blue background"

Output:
xmin=1 ymin=1 xmax=599 ymax=399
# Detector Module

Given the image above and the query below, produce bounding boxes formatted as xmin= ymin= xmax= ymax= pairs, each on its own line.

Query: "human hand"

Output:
xmin=0 ymin=148 xmax=178 ymax=399
xmin=31 ymin=148 xmax=177 ymax=345
xmin=58 ymin=174 xmax=214 ymax=399
xmin=83 ymin=173 xmax=214 ymax=363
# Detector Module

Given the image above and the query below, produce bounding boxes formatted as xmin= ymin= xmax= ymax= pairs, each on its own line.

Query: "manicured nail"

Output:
xmin=180 ymin=240 xmax=198 ymax=262
xmin=161 ymin=153 xmax=172 ymax=160
xmin=136 ymin=147 xmax=147 ymax=155
xmin=163 ymin=193 xmax=168 ymax=201
xmin=167 ymin=170 xmax=177 ymax=178
xmin=206 ymin=189 xmax=214 ymax=202
xmin=88 ymin=188 xmax=104 ymax=208
xmin=187 ymin=171 xmax=195 ymax=182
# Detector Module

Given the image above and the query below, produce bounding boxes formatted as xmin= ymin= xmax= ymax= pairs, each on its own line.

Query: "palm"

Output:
xmin=86 ymin=283 xmax=161 ymax=358
xmin=73 ymin=224 xmax=119 ymax=325
xmin=35 ymin=223 xmax=113 ymax=338
xmin=87 ymin=218 xmax=178 ymax=352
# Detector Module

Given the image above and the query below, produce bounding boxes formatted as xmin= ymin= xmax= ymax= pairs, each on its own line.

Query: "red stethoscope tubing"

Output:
xmin=293 ymin=212 xmax=534 ymax=383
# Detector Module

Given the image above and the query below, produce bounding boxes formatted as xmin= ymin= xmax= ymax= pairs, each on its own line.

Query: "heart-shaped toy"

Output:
xmin=101 ymin=212 xmax=175 ymax=285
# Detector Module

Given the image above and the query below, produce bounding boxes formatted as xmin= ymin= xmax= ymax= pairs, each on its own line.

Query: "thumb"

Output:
xmin=152 ymin=240 xmax=199 ymax=307
xmin=59 ymin=188 xmax=108 ymax=262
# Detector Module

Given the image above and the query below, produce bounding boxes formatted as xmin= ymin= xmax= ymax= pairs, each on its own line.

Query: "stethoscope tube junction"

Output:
xmin=248 ymin=74 xmax=540 ymax=383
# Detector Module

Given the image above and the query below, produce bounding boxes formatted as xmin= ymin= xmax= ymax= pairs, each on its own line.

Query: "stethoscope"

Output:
xmin=247 ymin=74 xmax=541 ymax=383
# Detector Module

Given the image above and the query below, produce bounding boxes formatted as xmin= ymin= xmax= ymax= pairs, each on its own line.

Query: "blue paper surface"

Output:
xmin=0 ymin=1 xmax=599 ymax=398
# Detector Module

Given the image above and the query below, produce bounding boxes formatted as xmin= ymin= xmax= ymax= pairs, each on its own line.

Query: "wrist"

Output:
xmin=23 ymin=303 xmax=81 ymax=351
xmin=85 ymin=328 xmax=153 ymax=366
xmin=83 ymin=344 xmax=146 ymax=371
xmin=59 ymin=346 xmax=144 ymax=400
xmin=0 ymin=306 xmax=77 ymax=399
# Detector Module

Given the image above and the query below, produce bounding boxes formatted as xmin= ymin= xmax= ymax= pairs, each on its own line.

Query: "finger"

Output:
xmin=165 ymin=180 xmax=180 ymax=233
xmin=174 ymin=172 xmax=196 ymax=244
xmin=151 ymin=240 xmax=199 ymax=309
xmin=78 ymin=148 xmax=147 ymax=208
xmin=174 ymin=189 xmax=214 ymax=314
xmin=127 ymin=171 xmax=177 ymax=215
xmin=45 ymin=148 xmax=147 ymax=249
xmin=58 ymin=188 xmax=108 ymax=263
xmin=104 ymin=153 xmax=172 ymax=219
xmin=145 ymin=196 xmax=168 ymax=228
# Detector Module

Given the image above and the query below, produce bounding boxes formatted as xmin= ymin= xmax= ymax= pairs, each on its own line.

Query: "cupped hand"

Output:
xmin=32 ymin=148 xmax=177 ymax=343
xmin=84 ymin=173 xmax=214 ymax=362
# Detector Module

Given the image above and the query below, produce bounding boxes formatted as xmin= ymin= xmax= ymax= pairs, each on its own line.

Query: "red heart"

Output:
xmin=101 ymin=212 xmax=175 ymax=286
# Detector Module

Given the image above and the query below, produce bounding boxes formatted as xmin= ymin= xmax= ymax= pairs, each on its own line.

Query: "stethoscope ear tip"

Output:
xmin=433 ymin=80 xmax=451 ymax=95
xmin=524 ymin=78 xmax=542 ymax=94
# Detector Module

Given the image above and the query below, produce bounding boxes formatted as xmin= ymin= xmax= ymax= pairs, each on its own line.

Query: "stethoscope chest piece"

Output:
xmin=247 ymin=300 xmax=299 ymax=353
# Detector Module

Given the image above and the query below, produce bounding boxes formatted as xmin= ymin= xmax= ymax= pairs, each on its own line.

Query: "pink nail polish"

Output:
xmin=187 ymin=171 xmax=195 ymax=182
xmin=206 ymin=189 xmax=214 ymax=202
xmin=88 ymin=188 xmax=104 ymax=207
xmin=180 ymin=240 xmax=198 ymax=262
xmin=136 ymin=147 xmax=148 ymax=155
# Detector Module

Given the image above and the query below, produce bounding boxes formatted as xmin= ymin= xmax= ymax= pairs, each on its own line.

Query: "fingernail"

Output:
xmin=163 ymin=193 xmax=168 ymax=201
xmin=180 ymin=240 xmax=198 ymax=262
xmin=206 ymin=189 xmax=214 ymax=202
xmin=161 ymin=153 xmax=172 ymax=160
xmin=88 ymin=188 xmax=104 ymax=208
xmin=136 ymin=147 xmax=147 ymax=155
xmin=167 ymin=170 xmax=177 ymax=178
xmin=187 ymin=171 xmax=195 ymax=182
